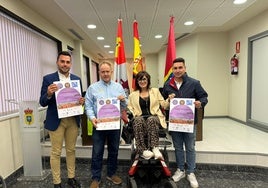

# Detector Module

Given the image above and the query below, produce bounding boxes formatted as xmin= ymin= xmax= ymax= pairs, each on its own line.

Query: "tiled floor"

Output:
xmin=5 ymin=118 xmax=268 ymax=187
xmin=6 ymin=160 xmax=268 ymax=188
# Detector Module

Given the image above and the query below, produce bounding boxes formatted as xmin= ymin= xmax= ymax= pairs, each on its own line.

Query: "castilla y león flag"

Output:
xmin=114 ymin=19 xmax=129 ymax=95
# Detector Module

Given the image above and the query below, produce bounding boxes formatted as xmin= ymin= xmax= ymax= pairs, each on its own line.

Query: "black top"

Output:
xmin=139 ymin=96 xmax=151 ymax=118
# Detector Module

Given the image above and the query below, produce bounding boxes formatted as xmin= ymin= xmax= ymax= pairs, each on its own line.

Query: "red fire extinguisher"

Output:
xmin=231 ymin=54 xmax=238 ymax=75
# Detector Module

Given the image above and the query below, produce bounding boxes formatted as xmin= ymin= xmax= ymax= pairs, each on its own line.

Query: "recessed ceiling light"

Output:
xmin=155 ymin=35 xmax=162 ymax=39
xmin=184 ymin=21 xmax=194 ymax=26
xmin=108 ymin=51 xmax=114 ymax=54
xmin=104 ymin=45 xmax=110 ymax=48
xmin=87 ymin=24 xmax=96 ymax=29
xmin=233 ymin=0 xmax=247 ymax=5
xmin=97 ymin=36 xmax=104 ymax=40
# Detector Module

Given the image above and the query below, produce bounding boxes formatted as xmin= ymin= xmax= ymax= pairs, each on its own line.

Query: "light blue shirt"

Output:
xmin=85 ymin=79 xmax=127 ymax=120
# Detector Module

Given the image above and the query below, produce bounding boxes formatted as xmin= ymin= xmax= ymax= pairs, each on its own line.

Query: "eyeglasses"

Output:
xmin=138 ymin=78 xmax=147 ymax=82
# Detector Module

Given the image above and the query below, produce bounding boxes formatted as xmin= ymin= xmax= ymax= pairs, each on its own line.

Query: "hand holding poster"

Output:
xmin=54 ymin=80 xmax=83 ymax=118
xmin=97 ymin=98 xmax=120 ymax=130
xmin=168 ymin=98 xmax=195 ymax=133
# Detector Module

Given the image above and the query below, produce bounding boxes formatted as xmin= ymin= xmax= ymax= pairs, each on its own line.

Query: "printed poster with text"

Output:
xmin=168 ymin=98 xmax=195 ymax=133
xmin=97 ymin=98 xmax=120 ymax=130
xmin=54 ymin=80 xmax=83 ymax=118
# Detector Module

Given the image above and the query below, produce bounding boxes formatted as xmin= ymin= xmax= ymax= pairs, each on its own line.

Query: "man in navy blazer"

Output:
xmin=39 ymin=51 xmax=85 ymax=188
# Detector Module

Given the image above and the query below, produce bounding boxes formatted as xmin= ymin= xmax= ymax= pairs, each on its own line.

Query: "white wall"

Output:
xmin=144 ymin=54 xmax=159 ymax=88
xmin=158 ymin=34 xmax=199 ymax=86
xmin=197 ymin=32 xmax=229 ymax=117
xmin=228 ymin=9 xmax=268 ymax=121
xmin=0 ymin=117 xmax=22 ymax=178
xmin=157 ymin=9 xmax=268 ymax=119
xmin=158 ymin=32 xmax=228 ymax=116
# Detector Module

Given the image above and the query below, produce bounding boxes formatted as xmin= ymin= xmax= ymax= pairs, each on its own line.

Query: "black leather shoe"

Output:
xmin=54 ymin=183 xmax=62 ymax=188
xmin=68 ymin=178 xmax=81 ymax=188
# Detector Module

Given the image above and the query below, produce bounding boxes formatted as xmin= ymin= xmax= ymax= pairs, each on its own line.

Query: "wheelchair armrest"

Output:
xmin=158 ymin=127 xmax=166 ymax=138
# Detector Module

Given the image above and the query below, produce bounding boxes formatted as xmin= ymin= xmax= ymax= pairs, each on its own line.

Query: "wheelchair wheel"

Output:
xmin=0 ymin=175 xmax=7 ymax=188
xmin=127 ymin=176 xmax=137 ymax=188
xmin=161 ymin=149 xmax=169 ymax=167
xmin=162 ymin=178 xmax=177 ymax=188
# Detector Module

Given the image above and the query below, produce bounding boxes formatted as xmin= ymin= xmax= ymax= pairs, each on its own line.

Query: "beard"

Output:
xmin=59 ymin=67 xmax=70 ymax=74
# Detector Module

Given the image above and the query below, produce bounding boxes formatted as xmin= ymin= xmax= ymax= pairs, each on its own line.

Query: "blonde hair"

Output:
xmin=99 ymin=61 xmax=112 ymax=69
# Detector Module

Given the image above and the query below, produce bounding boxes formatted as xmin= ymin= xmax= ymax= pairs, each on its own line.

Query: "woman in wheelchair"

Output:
xmin=128 ymin=71 xmax=173 ymax=160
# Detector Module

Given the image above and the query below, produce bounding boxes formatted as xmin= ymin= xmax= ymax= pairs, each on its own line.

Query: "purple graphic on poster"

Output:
xmin=169 ymin=105 xmax=194 ymax=119
xmin=98 ymin=104 xmax=120 ymax=117
xmin=54 ymin=80 xmax=83 ymax=118
xmin=168 ymin=98 xmax=195 ymax=133
xmin=57 ymin=88 xmax=80 ymax=104
xmin=97 ymin=98 xmax=120 ymax=130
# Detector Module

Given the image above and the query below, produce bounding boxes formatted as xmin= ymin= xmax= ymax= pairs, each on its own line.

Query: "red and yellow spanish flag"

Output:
xmin=114 ymin=19 xmax=129 ymax=94
xmin=164 ymin=16 xmax=176 ymax=83
xmin=132 ymin=20 xmax=143 ymax=89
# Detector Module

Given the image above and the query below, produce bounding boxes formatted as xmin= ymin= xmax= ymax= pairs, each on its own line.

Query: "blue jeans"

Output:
xmin=170 ymin=125 xmax=196 ymax=174
xmin=91 ymin=128 xmax=120 ymax=181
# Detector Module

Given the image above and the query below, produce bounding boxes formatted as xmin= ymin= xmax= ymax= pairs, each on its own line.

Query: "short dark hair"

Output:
xmin=135 ymin=71 xmax=151 ymax=91
xmin=173 ymin=57 xmax=185 ymax=64
xmin=57 ymin=51 xmax=71 ymax=61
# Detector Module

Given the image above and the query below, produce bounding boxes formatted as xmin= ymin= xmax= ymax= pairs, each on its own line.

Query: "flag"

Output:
xmin=114 ymin=19 xmax=129 ymax=95
xmin=132 ymin=20 xmax=143 ymax=89
xmin=164 ymin=16 xmax=176 ymax=83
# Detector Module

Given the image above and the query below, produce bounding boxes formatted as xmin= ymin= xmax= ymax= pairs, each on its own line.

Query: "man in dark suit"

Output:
xmin=39 ymin=51 xmax=85 ymax=188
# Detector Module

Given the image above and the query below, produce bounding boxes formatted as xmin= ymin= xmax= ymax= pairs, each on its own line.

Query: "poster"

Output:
xmin=54 ymin=80 xmax=83 ymax=118
xmin=97 ymin=98 xmax=120 ymax=130
xmin=168 ymin=98 xmax=195 ymax=133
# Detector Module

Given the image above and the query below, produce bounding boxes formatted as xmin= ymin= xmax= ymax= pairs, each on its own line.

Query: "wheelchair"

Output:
xmin=126 ymin=116 xmax=177 ymax=188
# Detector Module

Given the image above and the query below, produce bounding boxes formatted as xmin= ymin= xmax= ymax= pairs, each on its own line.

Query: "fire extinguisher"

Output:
xmin=231 ymin=54 xmax=238 ymax=75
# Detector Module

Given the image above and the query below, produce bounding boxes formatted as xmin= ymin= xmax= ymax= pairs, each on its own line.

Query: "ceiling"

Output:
xmin=20 ymin=0 xmax=268 ymax=60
